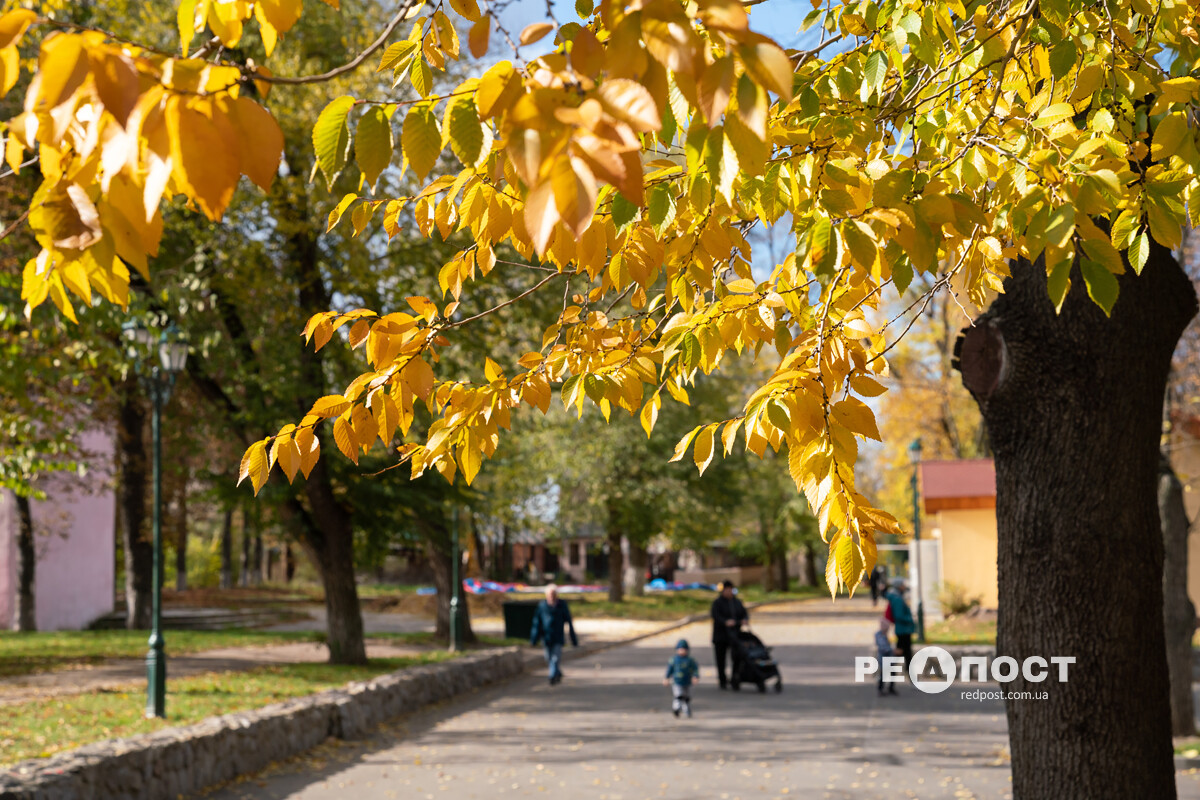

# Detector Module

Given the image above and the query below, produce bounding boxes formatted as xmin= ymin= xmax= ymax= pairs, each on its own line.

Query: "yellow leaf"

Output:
xmin=165 ymin=98 xmax=240 ymax=221
xmin=309 ymin=395 xmax=352 ymax=418
xmin=484 ymin=357 xmax=504 ymax=382
xmin=0 ymin=9 xmax=36 ymax=49
xmin=524 ymin=180 xmax=559 ymax=255
xmin=227 ymin=96 xmax=285 ymax=192
xmin=238 ymin=440 xmax=269 ymax=494
xmin=356 ymin=106 xmax=394 ymax=191
xmin=402 ymin=104 xmax=442 ymax=180
xmin=469 ymin=17 xmax=490 ymax=58
xmin=596 ymin=78 xmax=661 ymax=132
xmin=831 ymin=398 xmax=881 ymax=441
xmin=1152 ymin=112 xmax=1188 ymax=161
xmin=693 ymin=424 xmax=715 ymax=474
xmin=738 ymin=42 xmax=793 ymax=102
xmin=640 ymin=393 xmax=660 ymax=437
xmin=551 ymin=156 xmax=598 ymax=238
xmin=333 ymin=416 xmax=359 ymax=463
xmin=520 ymin=21 xmax=554 ymax=46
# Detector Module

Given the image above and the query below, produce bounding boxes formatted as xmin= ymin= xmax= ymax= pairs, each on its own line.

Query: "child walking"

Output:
xmin=875 ymin=618 xmax=898 ymax=696
xmin=663 ymin=639 xmax=700 ymax=717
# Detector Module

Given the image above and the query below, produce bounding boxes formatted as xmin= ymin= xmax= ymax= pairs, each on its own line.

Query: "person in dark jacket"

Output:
xmin=869 ymin=564 xmax=888 ymax=606
xmin=884 ymin=579 xmax=915 ymax=674
xmin=529 ymin=584 xmax=579 ymax=685
xmin=710 ymin=580 xmax=748 ymax=689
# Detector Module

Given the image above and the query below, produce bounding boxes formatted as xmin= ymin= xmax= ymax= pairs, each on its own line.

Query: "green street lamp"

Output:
xmin=908 ymin=438 xmax=926 ymax=643
xmin=123 ymin=320 xmax=189 ymax=718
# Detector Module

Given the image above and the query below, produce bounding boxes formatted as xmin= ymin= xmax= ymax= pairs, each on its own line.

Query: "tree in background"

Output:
xmin=8 ymin=0 xmax=1200 ymax=793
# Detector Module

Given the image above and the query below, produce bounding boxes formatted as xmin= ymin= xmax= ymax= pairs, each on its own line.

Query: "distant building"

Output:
xmin=0 ymin=430 xmax=116 ymax=630
xmin=918 ymin=459 xmax=998 ymax=612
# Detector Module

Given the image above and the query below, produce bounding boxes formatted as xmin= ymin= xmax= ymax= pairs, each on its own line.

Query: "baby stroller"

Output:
xmin=730 ymin=628 xmax=783 ymax=693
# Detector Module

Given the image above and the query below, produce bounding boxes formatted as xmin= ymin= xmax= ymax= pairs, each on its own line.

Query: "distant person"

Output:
xmin=711 ymin=580 xmax=749 ymax=689
xmin=663 ymin=638 xmax=701 ymax=717
xmin=884 ymin=579 xmax=916 ymax=675
xmin=869 ymin=564 xmax=888 ymax=606
xmin=874 ymin=618 xmax=898 ymax=696
xmin=530 ymin=584 xmax=578 ymax=685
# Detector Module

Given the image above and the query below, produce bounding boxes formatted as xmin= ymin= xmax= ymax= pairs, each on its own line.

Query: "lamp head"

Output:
xmin=158 ymin=325 xmax=189 ymax=374
xmin=907 ymin=438 xmax=923 ymax=465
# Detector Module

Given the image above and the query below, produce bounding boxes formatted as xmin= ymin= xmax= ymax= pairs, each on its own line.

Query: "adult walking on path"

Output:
xmin=530 ymin=584 xmax=578 ymax=685
xmin=710 ymin=580 xmax=748 ymax=689
xmin=884 ymin=578 xmax=916 ymax=674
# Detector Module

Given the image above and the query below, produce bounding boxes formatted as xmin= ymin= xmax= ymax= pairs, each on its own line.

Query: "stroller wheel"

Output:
xmin=774 ymin=680 xmax=783 ymax=693
xmin=731 ymin=680 xmax=741 ymax=691
xmin=757 ymin=681 xmax=766 ymax=693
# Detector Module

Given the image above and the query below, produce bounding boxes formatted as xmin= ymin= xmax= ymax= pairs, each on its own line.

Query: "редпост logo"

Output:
xmin=855 ymin=647 xmax=1075 ymax=694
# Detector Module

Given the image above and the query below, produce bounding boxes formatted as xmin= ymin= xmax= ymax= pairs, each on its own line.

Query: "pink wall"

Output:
xmin=0 ymin=429 xmax=116 ymax=631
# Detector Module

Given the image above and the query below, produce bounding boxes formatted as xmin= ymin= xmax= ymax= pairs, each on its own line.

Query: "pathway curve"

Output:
xmin=194 ymin=598 xmax=1036 ymax=800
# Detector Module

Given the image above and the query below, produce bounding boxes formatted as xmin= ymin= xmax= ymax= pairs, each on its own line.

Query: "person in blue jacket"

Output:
xmin=530 ymin=584 xmax=579 ymax=685
xmin=663 ymin=639 xmax=701 ymax=718
xmin=885 ymin=578 xmax=916 ymax=675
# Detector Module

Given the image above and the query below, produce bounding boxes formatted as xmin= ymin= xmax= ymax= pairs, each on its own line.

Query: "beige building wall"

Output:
xmin=1168 ymin=431 xmax=1200 ymax=610
xmin=933 ymin=508 xmax=999 ymax=609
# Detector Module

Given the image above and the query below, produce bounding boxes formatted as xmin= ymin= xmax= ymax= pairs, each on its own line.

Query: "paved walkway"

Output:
xmin=194 ymin=599 xmax=1014 ymax=799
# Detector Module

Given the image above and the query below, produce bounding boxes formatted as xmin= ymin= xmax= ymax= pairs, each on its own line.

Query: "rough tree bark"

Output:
xmin=14 ymin=494 xmax=36 ymax=632
xmin=959 ymin=244 xmax=1195 ymax=799
xmin=1160 ymin=453 xmax=1196 ymax=736
xmin=219 ymin=505 xmax=234 ymax=590
xmin=624 ymin=538 xmax=647 ymax=597
xmin=606 ymin=505 xmax=623 ymax=603
xmin=117 ymin=379 xmax=152 ymax=629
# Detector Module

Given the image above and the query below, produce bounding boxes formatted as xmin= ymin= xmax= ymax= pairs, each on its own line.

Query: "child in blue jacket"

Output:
xmin=663 ymin=639 xmax=701 ymax=717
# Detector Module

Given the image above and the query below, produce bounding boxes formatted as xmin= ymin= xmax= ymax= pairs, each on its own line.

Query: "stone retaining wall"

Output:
xmin=0 ymin=648 xmax=524 ymax=800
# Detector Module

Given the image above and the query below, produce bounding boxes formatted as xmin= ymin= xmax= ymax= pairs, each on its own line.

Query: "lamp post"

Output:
xmin=449 ymin=507 xmax=461 ymax=652
xmin=908 ymin=438 xmax=926 ymax=643
xmin=123 ymin=321 xmax=189 ymax=718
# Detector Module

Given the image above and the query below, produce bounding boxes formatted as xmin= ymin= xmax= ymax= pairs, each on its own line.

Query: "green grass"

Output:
xmin=0 ymin=652 xmax=457 ymax=766
xmin=1177 ymin=739 xmax=1200 ymax=756
xmin=0 ymin=629 xmax=334 ymax=678
xmin=925 ymin=618 xmax=997 ymax=645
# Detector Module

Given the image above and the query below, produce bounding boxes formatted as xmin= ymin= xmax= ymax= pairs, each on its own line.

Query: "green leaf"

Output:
xmin=355 ymin=107 xmax=393 ymax=192
xmin=1080 ymin=257 xmax=1118 ymax=316
xmin=1046 ymin=257 xmax=1072 ymax=313
xmin=863 ymin=50 xmax=887 ymax=94
xmin=647 ymin=184 xmax=677 ymax=234
xmin=611 ymin=191 xmax=639 ymax=230
xmin=402 ymin=104 xmax=442 ymax=181
xmin=1048 ymin=39 xmax=1077 ymax=79
xmin=312 ymin=95 xmax=355 ymax=189
xmin=1110 ymin=208 xmax=1139 ymax=249
xmin=680 ymin=332 xmax=700 ymax=371
xmin=377 ymin=40 xmax=417 ymax=72
xmin=1129 ymin=230 xmax=1150 ymax=275
xmin=446 ymin=98 xmax=486 ymax=168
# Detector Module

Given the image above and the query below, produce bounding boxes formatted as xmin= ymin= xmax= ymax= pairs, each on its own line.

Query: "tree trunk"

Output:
xmin=760 ymin=514 xmax=777 ymax=592
xmin=284 ymin=542 xmax=295 ymax=582
xmin=606 ymin=510 xmax=623 ymax=603
xmin=251 ymin=532 xmax=263 ymax=585
xmin=14 ymin=494 xmax=36 ymax=632
xmin=803 ymin=542 xmax=818 ymax=587
xmin=174 ymin=471 xmax=188 ymax=592
xmin=219 ymin=505 xmax=234 ymax=590
xmin=624 ymin=537 xmax=647 ymax=597
xmin=959 ymin=246 xmax=1195 ymax=799
xmin=774 ymin=543 xmax=789 ymax=593
xmin=1160 ymin=453 xmax=1196 ymax=736
xmin=422 ymin=513 xmax=477 ymax=645
xmin=239 ymin=506 xmax=250 ymax=587
xmin=118 ymin=380 xmax=152 ymax=630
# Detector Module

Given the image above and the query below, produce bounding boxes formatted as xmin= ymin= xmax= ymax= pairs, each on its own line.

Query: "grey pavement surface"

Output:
xmin=190 ymin=599 xmax=1005 ymax=799
xmin=197 ymin=599 xmax=1200 ymax=799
